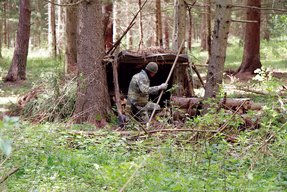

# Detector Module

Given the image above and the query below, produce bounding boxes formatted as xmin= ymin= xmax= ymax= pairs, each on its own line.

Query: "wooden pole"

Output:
xmin=146 ymin=40 xmax=185 ymax=130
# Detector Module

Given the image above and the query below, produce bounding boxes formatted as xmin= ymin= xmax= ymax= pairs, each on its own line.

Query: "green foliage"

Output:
xmin=270 ymin=15 xmax=287 ymax=38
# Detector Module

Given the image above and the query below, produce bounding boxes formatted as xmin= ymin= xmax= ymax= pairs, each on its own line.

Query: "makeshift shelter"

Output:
xmin=106 ymin=50 xmax=194 ymax=106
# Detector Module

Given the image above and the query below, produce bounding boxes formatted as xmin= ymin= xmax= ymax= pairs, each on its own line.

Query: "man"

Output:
xmin=126 ymin=62 xmax=168 ymax=123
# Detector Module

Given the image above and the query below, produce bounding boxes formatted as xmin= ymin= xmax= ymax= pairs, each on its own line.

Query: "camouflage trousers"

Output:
xmin=125 ymin=102 xmax=160 ymax=123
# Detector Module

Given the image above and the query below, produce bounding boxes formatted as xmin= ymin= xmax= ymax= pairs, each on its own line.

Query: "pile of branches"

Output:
xmin=8 ymin=76 xmax=77 ymax=123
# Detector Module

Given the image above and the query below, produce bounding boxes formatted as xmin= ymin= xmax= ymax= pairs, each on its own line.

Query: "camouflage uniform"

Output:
xmin=126 ymin=70 xmax=161 ymax=123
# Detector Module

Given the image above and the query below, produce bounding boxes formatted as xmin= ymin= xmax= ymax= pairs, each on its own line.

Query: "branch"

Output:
xmin=148 ymin=128 xmax=218 ymax=134
xmin=232 ymin=4 xmax=287 ymax=13
xmin=231 ymin=19 xmax=258 ymax=23
xmin=43 ymin=0 xmax=84 ymax=7
xmin=0 ymin=167 xmax=19 ymax=184
xmin=106 ymin=0 xmax=149 ymax=55
xmin=207 ymin=101 xmax=247 ymax=141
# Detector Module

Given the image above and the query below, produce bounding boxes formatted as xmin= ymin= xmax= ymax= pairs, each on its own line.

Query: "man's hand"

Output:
xmin=159 ymin=83 xmax=168 ymax=90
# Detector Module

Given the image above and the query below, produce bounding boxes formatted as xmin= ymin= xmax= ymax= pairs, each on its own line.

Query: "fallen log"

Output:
xmin=171 ymin=96 xmax=262 ymax=111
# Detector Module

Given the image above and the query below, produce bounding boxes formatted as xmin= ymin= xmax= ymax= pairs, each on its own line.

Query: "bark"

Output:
xmin=163 ymin=15 xmax=170 ymax=49
xmin=5 ymin=0 xmax=31 ymax=82
xmin=172 ymin=0 xmax=186 ymax=51
xmin=3 ymin=1 xmax=7 ymax=47
xmin=172 ymin=0 xmax=186 ymax=96
xmin=48 ymin=0 xmax=57 ymax=57
xmin=204 ymin=0 xmax=232 ymax=99
xmin=0 ymin=19 xmax=2 ymax=58
xmin=138 ymin=0 xmax=144 ymax=49
xmin=34 ymin=0 xmax=43 ymax=47
xmin=65 ymin=0 xmax=78 ymax=74
xmin=262 ymin=11 xmax=270 ymax=41
xmin=200 ymin=4 xmax=208 ymax=51
xmin=187 ymin=6 xmax=192 ymax=51
xmin=103 ymin=2 xmax=113 ymax=51
xmin=171 ymin=96 xmax=262 ymax=110
xmin=125 ymin=0 xmax=133 ymax=49
xmin=206 ymin=0 xmax=212 ymax=61
xmin=74 ymin=0 xmax=111 ymax=124
xmin=155 ymin=0 xmax=163 ymax=47
xmin=112 ymin=0 xmax=121 ymax=51
xmin=57 ymin=0 xmax=65 ymax=55
xmin=235 ymin=0 xmax=262 ymax=78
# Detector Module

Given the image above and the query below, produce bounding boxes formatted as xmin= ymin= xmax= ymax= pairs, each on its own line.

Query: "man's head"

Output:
xmin=145 ymin=62 xmax=158 ymax=76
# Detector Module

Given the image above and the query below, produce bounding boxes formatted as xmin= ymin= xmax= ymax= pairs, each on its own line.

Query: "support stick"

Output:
xmin=146 ymin=40 xmax=185 ymax=130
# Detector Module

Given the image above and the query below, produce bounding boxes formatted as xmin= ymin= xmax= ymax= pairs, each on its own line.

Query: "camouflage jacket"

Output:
xmin=128 ymin=70 xmax=161 ymax=107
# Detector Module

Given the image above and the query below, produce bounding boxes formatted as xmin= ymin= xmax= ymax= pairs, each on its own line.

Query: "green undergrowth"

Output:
xmin=0 ymin=48 xmax=64 ymax=97
xmin=1 ymin=110 xmax=287 ymax=191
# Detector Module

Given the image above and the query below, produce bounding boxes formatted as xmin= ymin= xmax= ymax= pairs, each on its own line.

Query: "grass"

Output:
xmin=191 ymin=37 xmax=287 ymax=71
xmin=1 ymin=119 xmax=286 ymax=191
xmin=0 ymin=48 xmax=64 ymax=97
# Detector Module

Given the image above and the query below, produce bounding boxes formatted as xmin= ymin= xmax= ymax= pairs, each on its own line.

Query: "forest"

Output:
xmin=0 ymin=0 xmax=287 ymax=191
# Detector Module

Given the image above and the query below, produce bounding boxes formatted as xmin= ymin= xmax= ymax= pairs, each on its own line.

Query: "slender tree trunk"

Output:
xmin=65 ymin=0 xmax=77 ymax=74
xmin=5 ymin=0 xmax=31 ymax=82
xmin=187 ymin=6 xmax=192 ymax=51
xmin=57 ymin=0 xmax=65 ymax=55
xmin=163 ymin=15 xmax=170 ymax=49
xmin=172 ymin=0 xmax=186 ymax=96
xmin=0 ymin=19 xmax=2 ymax=58
xmin=155 ymin=0 xmax=163 ymax=47
xmin=34 ymin=0 xmax=42 ymax=47
xmin=200 ymin=5 xmax=208 ymax=51
xmin=74 ymin=0 xmax=111 ymax=124
xmin=206 ymin=0 xmax=212 ymax=61
xmin=262 ymin=12 xmax=270 ymax=41
xmin=3 ymin=1 xmax=7 ymax=47
xmin=204 ymin=0 xmax=232 ymax=99
xmin=48 ymin=0 xmax=57 ymax=57
xmin=172 ymin=0 xmax=186 ymax=51
xmin=125 ymin=0 xmax=133 ymax=49
xmin=103 ymin=2 xmax=113 ymax=51
xmin=138 ymin=0 xmax=144 ymax=49
xmin=235 ymin=0 xmax=261 ymax=79
xmin=112 ymin=0 xmax=121 ymax=51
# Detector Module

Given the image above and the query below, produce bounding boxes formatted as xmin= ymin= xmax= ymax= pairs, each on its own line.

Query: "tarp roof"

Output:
xmin=118 ymin=50 xmax=189 ymax=64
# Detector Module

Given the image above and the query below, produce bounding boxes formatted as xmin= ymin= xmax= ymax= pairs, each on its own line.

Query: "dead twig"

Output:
xmin=106 ymin=0 xmax=148 ymax=55
xmin=207 ymin=101 xmax=247 ymax=141
xmin=0 ymin=167 xmax=19 ymax=184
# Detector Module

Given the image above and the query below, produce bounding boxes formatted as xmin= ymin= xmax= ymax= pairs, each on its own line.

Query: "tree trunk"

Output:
xmin=138 ymin=0 xmax=144 ymax=49
xmin=5 ymin=0 xmax=31 ymax=82
xmin=74 ymin=0 xmax=111 ymax=124
xmin=262 ymin=11 xmax=270 ymax=41
xmin=48 ymin=0 xmax=57 ymax=57
xmin=235 ymin=0 xmax=261 ymax=79
xmin=200 ymin=4 xmax=208 ymax=51
xmin=34 ymin=0 xmax=43 ymax=47
xmin=206 ymin=0 xmax=212 ymax=61
xmin=204 ymin=0 xmax=232 ymax=99
xmin=112 ymin=0 xmax=121 ymax=51
xmin=187 ymin=6 xmax=192 ymax=51
xmin=65 ymin=0 xmax=77 ymax=74
xmin=103 ymin=2 xmax=113 ymax=51
xmin=155 ymin=0 xmax=163 ymax=47
xmin=57 ymin=0 xmax=65 ymax=55
xmin=3 ymin=1 xmax=7 ymax=47
xmin=0 ymin=19 xmax=2 ymax=58
xmin=163 ymin=15 xmax=170 ymax=49
xmin=125 ymin=0 xmax=133 ymax=49
xmin=172 ymin=0 xmax=186 ymax=96
xmin=172 ymin=0 xmax=186 ymax=51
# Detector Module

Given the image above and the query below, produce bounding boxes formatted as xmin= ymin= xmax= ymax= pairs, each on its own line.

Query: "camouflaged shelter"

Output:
xmin=106 ymin=49 xmax=194 ymax=105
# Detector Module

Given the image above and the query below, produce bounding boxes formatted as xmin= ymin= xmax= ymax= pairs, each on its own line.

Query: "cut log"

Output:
xmin=171 ymin=96 xmax=262 ymax=111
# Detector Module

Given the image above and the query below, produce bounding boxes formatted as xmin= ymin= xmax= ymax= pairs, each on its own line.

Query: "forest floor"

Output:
xmin=0 ymin=40 xmax=287 ymax=191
